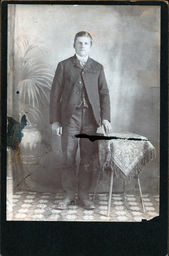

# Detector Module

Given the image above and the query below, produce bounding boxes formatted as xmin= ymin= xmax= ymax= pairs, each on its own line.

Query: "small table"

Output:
xmin=94 ymin=132 xmax=156 ymax=217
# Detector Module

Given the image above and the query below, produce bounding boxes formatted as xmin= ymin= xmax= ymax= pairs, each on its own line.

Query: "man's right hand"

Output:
xmin=51 ymin=122 xmax=62 ymax=136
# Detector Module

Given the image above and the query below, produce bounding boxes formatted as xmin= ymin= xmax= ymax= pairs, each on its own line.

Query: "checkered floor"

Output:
xmin=7 ymin=192 xmax=159 ymax=222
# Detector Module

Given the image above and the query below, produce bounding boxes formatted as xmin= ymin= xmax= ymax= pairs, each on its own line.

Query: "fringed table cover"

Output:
xmin=98 ymin=133 xmax=156 ymax=182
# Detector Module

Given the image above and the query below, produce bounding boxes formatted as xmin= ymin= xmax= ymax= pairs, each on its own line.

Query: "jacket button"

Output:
xmin=79 ymin=81 xmax=82 ymax=84
xmin=76 ymin=92 xmax=80 ymax=95
xmin=82 ymin=71 xmax=84 ymax=75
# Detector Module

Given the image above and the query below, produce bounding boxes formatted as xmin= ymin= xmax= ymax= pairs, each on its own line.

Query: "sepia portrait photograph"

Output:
xmin=6 ymin=3 xmax=161 ymax=222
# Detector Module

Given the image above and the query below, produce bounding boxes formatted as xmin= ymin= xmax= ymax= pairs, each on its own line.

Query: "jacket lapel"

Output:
xmin=84 ymin=57 xmax=92 ymax=71
xmin=72 ymin=55 xmax=83 ymax=69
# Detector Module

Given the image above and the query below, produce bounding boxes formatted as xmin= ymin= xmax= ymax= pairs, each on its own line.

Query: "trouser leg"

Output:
xmin=61 ymin=133 xmax=78 ymax=199
xmin=61 ymin=111 xmax=81 ymax=199
xmin=78 ymin=108 xmax=98 ymax=200
xmin=78 ymin=169 xmax=93 ymax=200
xmin=78 ymin=139 xmax=98 ymax=200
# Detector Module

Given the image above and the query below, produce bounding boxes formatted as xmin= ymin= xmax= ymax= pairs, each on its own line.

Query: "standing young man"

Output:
xmin=50 ymin=31 xmax=111 ymax=210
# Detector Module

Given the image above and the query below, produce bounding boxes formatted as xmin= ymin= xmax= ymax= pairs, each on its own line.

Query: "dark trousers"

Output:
xmin=61 ymin=106 xmax=98 ymax=200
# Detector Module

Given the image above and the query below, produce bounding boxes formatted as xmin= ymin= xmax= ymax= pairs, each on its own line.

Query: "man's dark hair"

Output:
xmin=74 ymin=31 xmax=92 ymax=45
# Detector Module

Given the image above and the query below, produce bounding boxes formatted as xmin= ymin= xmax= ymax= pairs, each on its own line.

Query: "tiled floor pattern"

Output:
xmin=7 ymin=192 xmax=159 ymax=222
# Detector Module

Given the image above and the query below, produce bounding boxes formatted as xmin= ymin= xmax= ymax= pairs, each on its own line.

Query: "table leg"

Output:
xmin=107 ymin=170 xmax=114 ymax=217
xmin=136 ymin=176 xmax=145 ymax=212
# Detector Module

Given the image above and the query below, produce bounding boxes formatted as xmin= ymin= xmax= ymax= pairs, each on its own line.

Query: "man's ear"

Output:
xmin=73 ymin=43 xmax=75 ymax=48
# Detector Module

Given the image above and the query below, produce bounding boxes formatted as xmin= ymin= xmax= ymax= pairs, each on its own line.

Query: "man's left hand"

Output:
xmin=102 ymin=119 xmax=111 ymax=135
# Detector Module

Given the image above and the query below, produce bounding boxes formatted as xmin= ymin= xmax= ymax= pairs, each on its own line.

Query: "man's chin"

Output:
xmin=78 ymin=52 xmax=88 ymax=57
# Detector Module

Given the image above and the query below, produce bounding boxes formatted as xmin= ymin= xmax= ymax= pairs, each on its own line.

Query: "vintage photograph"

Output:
xmin=7 ymin=4 xmax=160 ymax=222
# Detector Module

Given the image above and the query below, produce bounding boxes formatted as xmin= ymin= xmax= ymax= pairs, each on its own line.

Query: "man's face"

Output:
xmin=74 ymin=36 xmax=91 ymax=57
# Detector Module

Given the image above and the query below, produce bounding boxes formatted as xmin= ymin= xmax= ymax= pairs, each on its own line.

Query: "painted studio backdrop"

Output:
xmin=7 ymin=5 xmax=160 ymax=195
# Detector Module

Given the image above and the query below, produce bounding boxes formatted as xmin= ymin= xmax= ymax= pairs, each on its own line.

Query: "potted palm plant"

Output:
xmin=15 ymin=38 xmax=54 ymax=164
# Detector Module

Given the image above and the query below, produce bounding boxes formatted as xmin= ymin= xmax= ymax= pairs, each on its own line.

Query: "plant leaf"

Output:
xmin=36 ymin=79 xmax=51 ymax=90
xmin=35 ymin=83 xmax=49 ymax=103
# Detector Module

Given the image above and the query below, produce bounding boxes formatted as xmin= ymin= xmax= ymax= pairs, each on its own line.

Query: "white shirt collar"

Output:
xmin=76 ymin=53 xmax=89 ymax=62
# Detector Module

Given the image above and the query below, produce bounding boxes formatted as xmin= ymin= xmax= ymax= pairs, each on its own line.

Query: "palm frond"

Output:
xmin=33 ymin=85 xmax=40 ymax=106
xmin=34 ymin=82 xmax=49 ymax=103
xmin=18 ymin=80 xmax=28 ymax=100
xmin=23 ymin=45 xmax=39 ymax=60
xmin=29 ymin=83 xmax=36 ymax=107
xmin=22 ymin=62 xmax=53 ymax=81
xmin=27 ymin=80 xmax=32 ymax=105
xmin=16 ymin=37 xmax=54 ymax=124
xmin=34 ymin=73 xmax=54 ymax=79
xmin=18 ymin=78 xmax=50 ymax=106
xmin=36 ymin=79 xmax=51 ymax=90
xmin=28 ymin=109 xmax=40 ymax=120
xmin=36 ymin=76 xmax=52 ymax=84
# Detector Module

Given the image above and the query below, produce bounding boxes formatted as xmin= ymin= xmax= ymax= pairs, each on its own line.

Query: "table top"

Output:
xmin=98 ymin=132 xmax=156 ymax=181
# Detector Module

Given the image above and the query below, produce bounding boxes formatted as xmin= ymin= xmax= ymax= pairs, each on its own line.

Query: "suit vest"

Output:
xmin=77 ymin=69 xmax=90 ymax=108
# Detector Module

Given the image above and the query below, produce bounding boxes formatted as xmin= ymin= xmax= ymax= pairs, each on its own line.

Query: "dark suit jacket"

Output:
xmin=50 ymin=55 xmax=110 ymax=126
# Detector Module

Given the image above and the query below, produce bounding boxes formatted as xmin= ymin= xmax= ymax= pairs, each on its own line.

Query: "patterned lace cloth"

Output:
xmin=98 ymin=132 xmax=156 ymax=182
